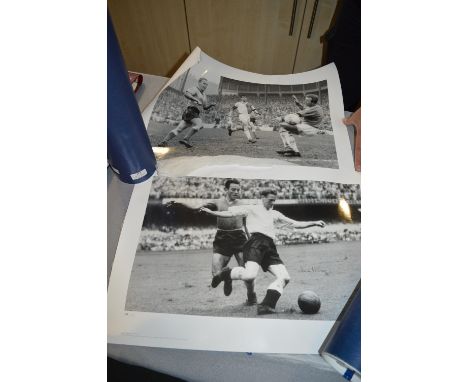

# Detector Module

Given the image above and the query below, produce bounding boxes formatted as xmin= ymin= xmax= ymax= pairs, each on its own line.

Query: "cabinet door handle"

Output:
xmin=289 ymin=0 xmax=298 ymax=36
xmin=307 ymin=0 xmax=319 ymax=38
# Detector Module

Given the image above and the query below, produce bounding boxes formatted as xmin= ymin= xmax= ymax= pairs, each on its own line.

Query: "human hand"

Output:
xmin=343 ymin=108 xmax=361 ymax=172
xmin=314 ymin=220 xmax=326 ymax=228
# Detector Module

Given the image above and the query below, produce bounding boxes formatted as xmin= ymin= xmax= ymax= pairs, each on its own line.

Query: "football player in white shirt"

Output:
xmin=201 ymin=188 xmax=325 ymax=315
xmin=157 ymin=77 xmax=216 ymax=148
xmin=229 ymin=96 xmax=258 ymax=143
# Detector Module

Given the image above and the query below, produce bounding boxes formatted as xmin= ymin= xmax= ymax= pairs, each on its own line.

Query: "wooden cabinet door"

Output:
xmin=185 ymin=0 xmax=307 ymax=74
xmin=108 ymin=0 xmax=191 ymax=76
xmin=293 ymin=0 xmax=338 ymax=73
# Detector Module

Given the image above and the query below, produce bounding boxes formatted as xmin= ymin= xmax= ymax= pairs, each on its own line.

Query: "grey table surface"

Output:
xmin=107 ymin=74 xmax=355 ymax=382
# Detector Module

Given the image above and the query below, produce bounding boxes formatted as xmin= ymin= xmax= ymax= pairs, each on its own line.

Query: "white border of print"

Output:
xmin=142 ymin=48 xmax=359 ymax=181
xmin=107 ymin=176 xmax=336 ymax=354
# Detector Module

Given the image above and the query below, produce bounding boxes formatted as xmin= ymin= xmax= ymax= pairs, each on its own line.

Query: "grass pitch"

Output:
xmin=147 ymin=122 xmax=339 ymax=169
xmin=125 ymin=241 xmax=360 ymax=320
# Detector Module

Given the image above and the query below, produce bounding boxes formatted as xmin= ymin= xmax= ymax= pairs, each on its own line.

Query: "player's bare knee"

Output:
xmin=243 ymin=273 xmax=256 ymax=282
xmin=242 ymin=268 xmax=258 ymax=281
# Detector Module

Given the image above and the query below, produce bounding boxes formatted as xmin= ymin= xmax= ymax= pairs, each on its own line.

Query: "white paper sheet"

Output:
xmin=109 ymin=50 xmax=360 ymax=354
xmin=143 ymin=48 xmax=359 ymax=181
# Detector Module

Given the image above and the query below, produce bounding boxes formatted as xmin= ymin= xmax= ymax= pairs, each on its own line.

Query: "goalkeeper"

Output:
xmin=277 ymin=93 xmax=326 ymax=157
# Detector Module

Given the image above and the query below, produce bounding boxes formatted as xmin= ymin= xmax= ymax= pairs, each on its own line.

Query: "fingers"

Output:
xmin=343 ymin=116 xmax=357 ymax=126
xmin=354 ymin=121 xmax=361 ymax=172
xmin=342 ymin=108 xmax=361 ymax=129
xmin=342 ymin=108 xmax=361 ymax=172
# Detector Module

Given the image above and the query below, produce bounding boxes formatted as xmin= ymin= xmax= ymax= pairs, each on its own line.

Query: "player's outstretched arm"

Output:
xmin=293 ymin=95 xmax=304 ymax=110
xmin=199 ymin=207 xmax=246 ymax=217
xmin=199 ymin=207 xmax=226 ymax=216
xmin=290 ymin=220 xmax=326 ymax=229
xmin=165 ymin=200 xmax=209 ymax=211
xmin=293 ymin=220 xmax=326 ymax=229
xmin=275 ymin=211 xmax=325 ymax=229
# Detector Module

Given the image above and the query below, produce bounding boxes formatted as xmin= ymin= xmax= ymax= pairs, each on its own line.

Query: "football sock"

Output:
xmin=162 ymin=131 xmax=176 ymax=143
xmin=244 ymin=279 xmax=255 ymax=295
xmin=249 ymin=124 xmax=258 ymax=139
xmin=220 ymin=267 xmax=232 ymax=281
xmin=183 ymin=128 xmax=197 ymax=141
xmin=279 ymin=131 xmax=289 ymax=147
xmin=261 ymin=289 xmax=281 ymax=309
xmin=287 ymin=135 xmax=299 ymax=152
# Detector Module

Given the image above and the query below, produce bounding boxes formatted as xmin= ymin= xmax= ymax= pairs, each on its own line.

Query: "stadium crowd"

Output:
xmin=151 ymin=88 xmax=332 ymax=131
xmin=138 ymin=224 xmax=361 ymax=252
xmin=139 ymin=227 xmax=214 ymax=252
xmin=150 ymin=177 xmax=361 ymax=203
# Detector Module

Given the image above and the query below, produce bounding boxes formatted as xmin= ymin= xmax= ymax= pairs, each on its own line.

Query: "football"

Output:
xmin=298 ymin=291 xmax=321 ymax=314
xmin=283 ymin=113 xmax=301 ymax=125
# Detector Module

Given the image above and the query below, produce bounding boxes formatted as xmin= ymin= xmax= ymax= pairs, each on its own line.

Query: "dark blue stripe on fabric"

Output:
xmin=343 ymin=369 xmax=355 ymax=380
xmin=107 ymin=11 xmax=156 ymax=184
xmin=322 ymin=282 xmax=361 ymax=374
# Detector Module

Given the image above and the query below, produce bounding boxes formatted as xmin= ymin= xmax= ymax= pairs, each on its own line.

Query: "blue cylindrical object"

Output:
xmin=107 ymin=12 xmax=156 ymax=184
xmin=320 ymin=281 xmax=361 ymax=379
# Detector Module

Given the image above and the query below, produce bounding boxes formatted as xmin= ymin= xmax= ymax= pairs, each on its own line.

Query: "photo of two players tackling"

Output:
xmin=126 ymin=176 xmax=360 ymax=320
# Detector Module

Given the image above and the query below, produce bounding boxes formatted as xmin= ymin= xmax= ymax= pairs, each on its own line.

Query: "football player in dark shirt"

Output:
xmin=277 ymin=93 xmax=326 ymax=157
xmin=165 ymin=179 xmax=257 ymax=305
xmin=157 ymin=77 xmax=216 ymax=148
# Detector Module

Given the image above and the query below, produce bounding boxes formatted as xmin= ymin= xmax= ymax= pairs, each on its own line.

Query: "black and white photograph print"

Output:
xmin=125 ymin=176 xmax=361 ymax=321
xmin=147 ymin=52 xmax=341 ymax=174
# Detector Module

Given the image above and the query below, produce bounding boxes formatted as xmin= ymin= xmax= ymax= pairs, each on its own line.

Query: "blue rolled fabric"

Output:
xmin=107 ymin=12 xmax=156 ymax=184
xmin=320 ymin=281 xmax=361 ymax=380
